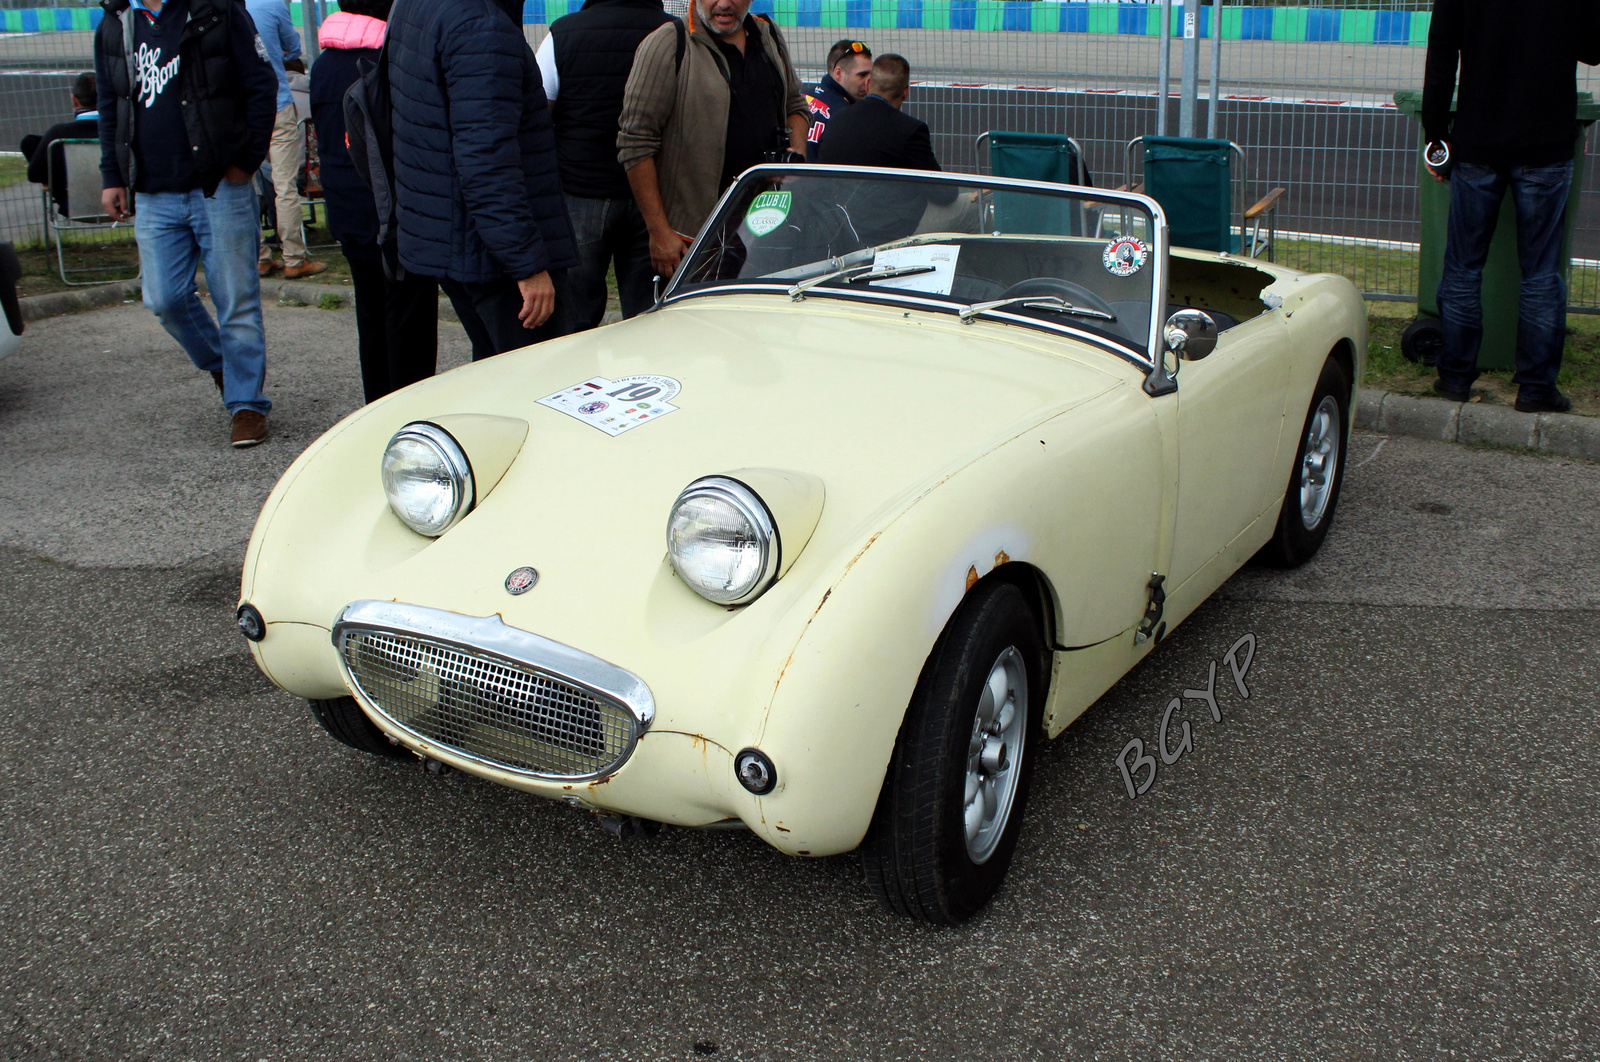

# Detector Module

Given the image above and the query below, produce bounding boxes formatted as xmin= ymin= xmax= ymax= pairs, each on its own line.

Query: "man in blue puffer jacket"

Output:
xmin=387 ymin=0 xmax=577 ymax=360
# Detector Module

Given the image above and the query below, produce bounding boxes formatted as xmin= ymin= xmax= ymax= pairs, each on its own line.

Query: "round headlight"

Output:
xmin=381 ymin=422 xmax=475 ymax=537
xmin=666 ymin=477 xmax=779 ymax=605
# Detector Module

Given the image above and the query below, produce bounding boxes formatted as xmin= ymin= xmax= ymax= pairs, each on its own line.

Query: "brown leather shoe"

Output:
xmin=258 ymin=259 xmax=277 ymax=277
xmin=283 ymin=260 xmax=327 ymax=279
xmin=210 ymin=370 xmax=224 ymax=395
xmin=230 ymin=409 xmax=268 ymax=448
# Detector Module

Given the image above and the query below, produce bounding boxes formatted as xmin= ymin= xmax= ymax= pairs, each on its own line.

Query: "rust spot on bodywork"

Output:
xmin=994 ymin=549 xmax=1010 ymax=566
xmin=966 ymin=565 xmax=980 ymax=590
xmin=775 ymin=824 xmax=791 ymax=833
xmin=587 ymin=775 xmax=612 ymax=788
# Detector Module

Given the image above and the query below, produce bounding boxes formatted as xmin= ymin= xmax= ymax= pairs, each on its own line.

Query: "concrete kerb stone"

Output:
xmin=1354 ymin=389 xmax=1383 ymax=431
xmin=1536 ymin=411 xmax=1600 ymax=462
xmin=1458 ymin=401 xmax=1539 ymax=449
xmin=1357 ymin=387 xmax=1598 ymax=462
xmin=1376 ymin=392 xmax=1461 ymax=441
xmin=16 ymin=277 xmax=463 ymax=323
xmin=19 ymin=279 xmax=142 ymax=323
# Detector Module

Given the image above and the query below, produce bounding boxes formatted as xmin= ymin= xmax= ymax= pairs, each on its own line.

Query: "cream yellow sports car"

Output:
xmin=239 ymin=167 xmax=1365 ymax=923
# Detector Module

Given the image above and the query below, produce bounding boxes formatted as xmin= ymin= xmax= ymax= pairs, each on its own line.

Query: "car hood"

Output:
xmin=247 ymin=295 xmax=1133 ymax=720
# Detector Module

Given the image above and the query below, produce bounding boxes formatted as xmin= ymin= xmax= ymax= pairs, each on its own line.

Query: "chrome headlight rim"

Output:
xmin=381 ymin=421 xmax=476 ymax=537
xmin=666 ymin=475 xmax=781 ymax=606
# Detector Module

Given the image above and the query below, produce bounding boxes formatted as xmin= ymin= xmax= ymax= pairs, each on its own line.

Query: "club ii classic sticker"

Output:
xmin=1103 ymin=235 xmax=1149 ymax=278
xmin=744 ymin=191 xmax=792 ymax=237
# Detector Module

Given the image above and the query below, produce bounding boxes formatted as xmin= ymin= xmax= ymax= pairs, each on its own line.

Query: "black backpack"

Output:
xmin=342 ymin=43 xmax=404 ymax=280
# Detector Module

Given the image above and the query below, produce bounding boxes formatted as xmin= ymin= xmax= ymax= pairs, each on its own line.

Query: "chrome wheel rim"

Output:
xmin=1298 ymin=395 xmax=1341 ymax=530
xmin=963 ymin=646 xmax=1027 ymax=864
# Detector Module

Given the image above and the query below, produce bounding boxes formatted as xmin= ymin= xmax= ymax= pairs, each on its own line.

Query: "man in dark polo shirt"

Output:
xmin=804 ymin=39 xmax=870 ymax=162
xmin=537 ymin=0 xmax=673 ymax=333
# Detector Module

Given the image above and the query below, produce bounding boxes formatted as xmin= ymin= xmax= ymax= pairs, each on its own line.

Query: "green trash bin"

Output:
xmin=1393 ymin=89 xmax=1599 ymax=370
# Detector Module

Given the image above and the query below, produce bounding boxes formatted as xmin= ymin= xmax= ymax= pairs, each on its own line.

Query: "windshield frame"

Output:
xmin=659 ymin=164 xmax=1172 ymax=370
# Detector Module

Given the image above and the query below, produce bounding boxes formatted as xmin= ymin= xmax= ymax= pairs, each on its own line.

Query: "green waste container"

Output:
xmin=1393 ymin=89 xmax=1599 ymax=370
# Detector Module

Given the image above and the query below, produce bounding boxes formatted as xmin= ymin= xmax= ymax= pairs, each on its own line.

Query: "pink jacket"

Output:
xmin=318 ymin=11 xmax=386 ymax=50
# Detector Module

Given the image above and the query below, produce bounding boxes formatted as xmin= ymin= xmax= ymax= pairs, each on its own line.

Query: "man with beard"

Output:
xmin=617 ymin=0 xmax=808 ymax=277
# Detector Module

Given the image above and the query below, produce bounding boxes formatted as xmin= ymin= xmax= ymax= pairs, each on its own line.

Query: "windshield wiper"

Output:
xmin=957 ymin=295 xmax=1117 ymax=325
xmin=846 ymin=265 xmax=937 ymax=284
xmin=788 ymin=264 xmax=936 ymax=300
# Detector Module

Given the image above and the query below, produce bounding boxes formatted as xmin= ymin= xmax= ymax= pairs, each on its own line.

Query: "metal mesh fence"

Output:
xmin=3 ymin=0 xmax=1599 ymax=308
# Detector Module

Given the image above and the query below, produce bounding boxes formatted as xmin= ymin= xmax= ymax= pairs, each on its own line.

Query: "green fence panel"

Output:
xmin=920 ymin=0 xmax=952 ymax=30
xmin=1271 ymin=6 xmax=1307 ymax=41
xmin=1409 ymin=10 xmax=1432 ymax=44
xmin=975 ymin=0 xmax=1005 ymax=31
xmin=1086 ymin=3 xmax=1117 ymax=35
xmin=1341 ymin=8 xmax=1376 ymax=45
xmin=1220 ymin=6 xmax=1243 ymax=41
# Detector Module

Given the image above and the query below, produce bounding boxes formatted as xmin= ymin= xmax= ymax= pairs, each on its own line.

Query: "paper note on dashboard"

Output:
xmin=869 ymin=244 xmax=960 ymax=296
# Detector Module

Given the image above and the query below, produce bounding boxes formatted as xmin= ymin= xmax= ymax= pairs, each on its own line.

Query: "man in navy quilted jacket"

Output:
xmin=386 ymin=0 xmax=577 ymax=360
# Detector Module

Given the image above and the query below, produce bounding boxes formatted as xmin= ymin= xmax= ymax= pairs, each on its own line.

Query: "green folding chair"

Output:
xmin=977 ymin=131 xmax=1090 ymax=236
xmin=1125 ymin=135 xmax=1286 ymax=260
xmin=45 ymin=139 xmax=137 ymax=286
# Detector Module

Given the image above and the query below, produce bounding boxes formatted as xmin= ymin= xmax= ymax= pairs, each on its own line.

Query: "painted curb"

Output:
xmin=1355 ymin=388 xmax=1600 ymax=463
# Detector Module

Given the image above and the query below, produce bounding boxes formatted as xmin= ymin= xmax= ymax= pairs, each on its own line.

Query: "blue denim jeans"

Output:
xmin=1436 ymin=159 xmax=1572 ymax=398
xmin=552 ymin=193 xmax=656 ymax=336
xmin=134 ymin=179 xmax=270 ymax=415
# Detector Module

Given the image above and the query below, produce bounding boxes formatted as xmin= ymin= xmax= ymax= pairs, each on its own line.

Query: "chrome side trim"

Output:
xmin=331 ymin=600 xmax=656 ymax=733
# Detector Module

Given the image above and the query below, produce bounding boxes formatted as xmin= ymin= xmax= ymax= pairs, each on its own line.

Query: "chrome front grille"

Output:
xmin=333 ymin=602 xmax=653 ymax=781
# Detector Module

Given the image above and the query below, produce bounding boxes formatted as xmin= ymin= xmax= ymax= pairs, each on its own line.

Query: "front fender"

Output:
xmin=746 ymin=382 xmax=1163 ymax=855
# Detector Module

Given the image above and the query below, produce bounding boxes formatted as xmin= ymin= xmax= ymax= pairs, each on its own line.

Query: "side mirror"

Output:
xmin=1164 ymin=308 xmax=1218 ymax=361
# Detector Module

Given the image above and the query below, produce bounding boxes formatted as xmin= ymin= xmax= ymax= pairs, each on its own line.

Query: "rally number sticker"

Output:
xmin=1103 ymin=236 xmax=1149 ymax=277
xmin=744 ymin=191 xmax=792 ymax=237
xmin=537 ymin=375 xmax=681 ymax=436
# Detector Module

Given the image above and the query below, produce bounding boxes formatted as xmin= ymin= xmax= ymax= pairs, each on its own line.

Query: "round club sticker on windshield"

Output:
xmin=1103 ymin=236 xmax=1149 ymax=277
xmin=744 ymin=191 xmax=792 ymax=237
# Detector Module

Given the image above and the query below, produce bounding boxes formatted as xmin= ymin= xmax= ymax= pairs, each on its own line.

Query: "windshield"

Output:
xmin=668 ymin=167 xmax=1163 ymax=355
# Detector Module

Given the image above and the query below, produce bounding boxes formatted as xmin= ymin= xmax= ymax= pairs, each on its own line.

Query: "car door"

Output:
xmin=1167 ymin=309 xmax=1292 ymax=588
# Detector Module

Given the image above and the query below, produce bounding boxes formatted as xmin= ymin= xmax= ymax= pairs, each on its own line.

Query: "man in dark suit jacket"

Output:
xmin=817 ymin=54 xmax=954 ymax=244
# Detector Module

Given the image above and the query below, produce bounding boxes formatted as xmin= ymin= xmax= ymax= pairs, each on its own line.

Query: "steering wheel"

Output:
xmin=998 ymin=277 xmax=1118 ymax=321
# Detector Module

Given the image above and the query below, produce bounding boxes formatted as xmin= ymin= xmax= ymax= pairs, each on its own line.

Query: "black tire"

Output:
xmin=1400 ymin=317 xmax=1443 ymax=366
xmin=308 ymin=696 xmax=416 ymax=760
xmin=1259 ymin=356 xmax=1350 ymax=568
xmin=861 ymin=581 xmax=1045 ymax=924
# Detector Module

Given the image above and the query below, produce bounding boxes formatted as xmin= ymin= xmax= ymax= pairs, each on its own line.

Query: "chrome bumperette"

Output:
xmin=331 ymin=601 xmax=655 ymax=781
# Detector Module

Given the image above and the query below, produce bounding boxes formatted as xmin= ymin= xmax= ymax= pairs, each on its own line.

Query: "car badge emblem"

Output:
xmin=505 ymin=567 xmax=539 ymax=595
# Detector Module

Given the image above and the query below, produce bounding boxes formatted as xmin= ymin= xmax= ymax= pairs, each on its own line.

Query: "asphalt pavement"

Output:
xmin=4 ymin=300 xmax=1600 ymax=1060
